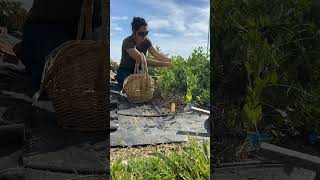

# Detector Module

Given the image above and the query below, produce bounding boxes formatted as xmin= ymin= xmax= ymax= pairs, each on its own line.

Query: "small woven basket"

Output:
xmin=33 ymin=0 xmax=109 ymax=131
xmin=123 ymin=53 xmax=155 ymax=103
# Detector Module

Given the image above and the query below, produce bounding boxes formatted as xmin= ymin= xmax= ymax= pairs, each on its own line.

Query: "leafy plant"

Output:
xmin=110 ymin=60 xmax=119 ymax=72
xmin=149 ymin=47 xmax=210 ymax=106
xmin=111 ymin=138 xmax=210 ymax=180
xmin=214 ymin=0 xmax=320 ymax=131
xmin=0 ymin=0 xmax=28 ymax=31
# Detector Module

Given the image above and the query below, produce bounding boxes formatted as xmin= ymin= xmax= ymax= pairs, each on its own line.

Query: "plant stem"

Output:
xmin=264 ymin=84 xmax=316 ymax=97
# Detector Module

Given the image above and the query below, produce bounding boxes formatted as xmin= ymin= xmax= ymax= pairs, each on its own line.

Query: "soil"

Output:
xmin=110 ymin=143 xmax=188 ymax=161
xmin=152 ymin=95 xmax=186 ymax=113
xmin=210 ymin=101 xmax=320 ymax=164
xmin=212 ymin=133 xmax=320 ymax=164
xmin=275 ymin=136 xmax=320 ymax=157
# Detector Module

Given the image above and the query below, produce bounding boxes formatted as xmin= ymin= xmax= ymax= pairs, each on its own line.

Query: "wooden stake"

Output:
xmin=190 ymin=106 xmax=210 ymax=115
xmin=260 ymin=142 xmax=320 ymax=172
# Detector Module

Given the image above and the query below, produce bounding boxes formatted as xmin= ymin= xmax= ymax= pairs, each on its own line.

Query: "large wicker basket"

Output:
xmin=123 ymin=54 xmax=155 ymax=103
xmin=33 ymin=0 xmax=109 ymax=131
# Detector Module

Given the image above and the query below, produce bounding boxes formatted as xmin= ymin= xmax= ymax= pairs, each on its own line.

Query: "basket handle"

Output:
xmin=134 ymin=61 xmax=140 ymax=74
xmin=133 ymin=52 xmax=148 ymax=75
xmin=141 ymin=53 xmax=148 ymax=75
xmin=76 ymin=0 xmax=108 ymax=91
xmin=93 ymin=0 xmax=109 ymax=91
xmin=76 ymin=0 xmax=94 ymax=40
xmin=101 ymin=0 xmax=109 ymax=46
xmin=76 ymin=0 xmax=108 ymax=45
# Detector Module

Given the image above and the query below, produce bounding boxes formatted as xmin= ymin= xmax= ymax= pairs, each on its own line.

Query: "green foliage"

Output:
xmin=214 ymin=0 xmax=320 ymax=131
xmin=149 ymin=47 xmax=210 ymax=106
xmin=111 ymin=138 xmax=210 ymax=180
xmin=0 ymin=0 xmax=28 ymax=31
xmin=110 ymin=60 xmax=119 ymax=72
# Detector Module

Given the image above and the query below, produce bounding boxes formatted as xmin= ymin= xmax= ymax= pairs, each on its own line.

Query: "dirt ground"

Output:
xmin=110 ymin=143 xmax=188 ymax=161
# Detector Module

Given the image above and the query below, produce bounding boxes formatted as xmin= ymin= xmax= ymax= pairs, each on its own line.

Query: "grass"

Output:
xmin=110 ymin=138 xmax=210 ymax=180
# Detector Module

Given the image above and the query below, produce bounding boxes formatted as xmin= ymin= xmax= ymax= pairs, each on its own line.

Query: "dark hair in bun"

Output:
xmin=131 ymin=17 xmax=148 ymax=33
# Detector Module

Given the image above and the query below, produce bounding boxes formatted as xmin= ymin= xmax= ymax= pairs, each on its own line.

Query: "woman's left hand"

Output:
xmin=148 ymin=46 xmax=172 ymax=63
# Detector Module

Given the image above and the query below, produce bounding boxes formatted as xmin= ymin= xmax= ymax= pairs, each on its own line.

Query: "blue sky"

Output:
xmin=111 ymin=0 xmax=210 ymax=62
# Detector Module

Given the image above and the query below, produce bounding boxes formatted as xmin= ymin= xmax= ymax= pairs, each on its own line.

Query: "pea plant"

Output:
xmin=148 ymin=47 xmax=210 ymax=107
xmin=214 ymin=0 xmax=320 ymax=132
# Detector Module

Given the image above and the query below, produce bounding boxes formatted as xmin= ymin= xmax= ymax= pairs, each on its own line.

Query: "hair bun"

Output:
xmin=131 ymin=17 xmax=148 ymax=32
xmin=133 ymin=17 xmax=141 ymax=23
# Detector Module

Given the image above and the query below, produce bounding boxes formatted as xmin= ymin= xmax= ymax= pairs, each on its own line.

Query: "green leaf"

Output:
xmin=186 ymin=92 xmax=192 ymax=102
xmin=267 ymin=70 xmax=278 ymax=84
xmin=242 ymin=103 xmax=262 ymax=128
xmin=253 ymin=77 xmax=266 ymax=101
xmin=245 ymin=61 xmax=254 ymax=75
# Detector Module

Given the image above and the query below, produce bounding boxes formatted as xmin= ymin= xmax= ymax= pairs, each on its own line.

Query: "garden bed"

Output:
xmin=212 ymin=1 xmax=320 ymax=175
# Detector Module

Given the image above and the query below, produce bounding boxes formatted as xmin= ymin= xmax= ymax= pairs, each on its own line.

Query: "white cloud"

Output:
xmin=111 ymin=16 xmax=128 ymax=20
xmin=185 ymin=32 xmax=204 ymax=37
xmin=140 ymin=1 xmax=186 ymax=33
xmin=111 ymin=0 xmax=210 ymax=61
xmin=200 ymin=6 xmax=210 ymax=17
xmin=188 ymin=21 xmax=209 ymax=34
xmin=150 ymin=35 xmax=208 ymax=59
xmin=139 ymin=0 xmax=208 ymax=36
xmin=184 ymin=6 xmax=209 ymax=36
xmin=149 ymin=19 xmax=170 ymax=29
xmin=111 ymin=16 xmax=128 ymax=32
xmin=110 ymin=38 xmax=123 ymax=62
xmin=153 ymin=33 xmax=172 ymax=38
xmin=112 ymin=25 xmax=123 ymax=31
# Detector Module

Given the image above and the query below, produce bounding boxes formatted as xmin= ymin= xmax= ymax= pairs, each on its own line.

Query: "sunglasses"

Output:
xmin=137 ymin=31 xmax=149 ymax=37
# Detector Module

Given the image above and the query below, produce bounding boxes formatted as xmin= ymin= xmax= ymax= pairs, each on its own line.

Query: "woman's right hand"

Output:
xmin=140 ymin=52 xmax=147 ymax=65
xmin=162 ymin=61 xmax=171 ymax=67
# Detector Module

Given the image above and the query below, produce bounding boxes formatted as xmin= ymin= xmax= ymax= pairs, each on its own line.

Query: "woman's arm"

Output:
xmin=126 ymin=48 xmax=170 ymax=67
xmin=146 ymin=59 xmax=170 ymax=67
xmin=148 ymin=46 xmax=172 ymax=62
xmin=125 ymin=48 xmax=144 ymax=63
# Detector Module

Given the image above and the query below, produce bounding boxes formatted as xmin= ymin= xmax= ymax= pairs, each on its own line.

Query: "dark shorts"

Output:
xmin=22 ymin=23 xmax=74 ymax=88
xmin=116 ymin=67 xmax=134 ymax=91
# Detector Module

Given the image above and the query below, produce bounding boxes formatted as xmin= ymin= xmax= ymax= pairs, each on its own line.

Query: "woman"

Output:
xmin=116 ymin=17 xmax=172 ymax=91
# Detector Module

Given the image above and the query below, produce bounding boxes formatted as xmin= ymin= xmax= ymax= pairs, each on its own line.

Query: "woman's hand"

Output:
xmin=140 ymin=52 xmax=147 ymax=65
xmin=146 ymin=59 xmax=169 ymax=67
xmin=126 ymin=47 xmax=172 ymax=67
xmin=148 ymin=46 xmax=172 ymax=63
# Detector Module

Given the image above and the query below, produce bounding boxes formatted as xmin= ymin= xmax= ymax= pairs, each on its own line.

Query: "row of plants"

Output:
xmin=110 ymin=60 xmax=119 ymax=72
xmin=213 ymin=0 xmax=320 ymax=133
xmin=111 ymin=138 xmax=210 ymax=180
xmin=148 ymin=47 xmax=210 ymax=107
xmin=110 ymin=47 xmax=210 ymax=107
xmin=0 ymin=0 xmax=28 ymax=31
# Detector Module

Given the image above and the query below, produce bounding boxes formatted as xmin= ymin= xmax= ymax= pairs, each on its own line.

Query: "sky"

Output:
xmin=16 ymin=0 xmax=210 ymax=62
xmin=111 ymin=0 xmax=210 ymax=62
